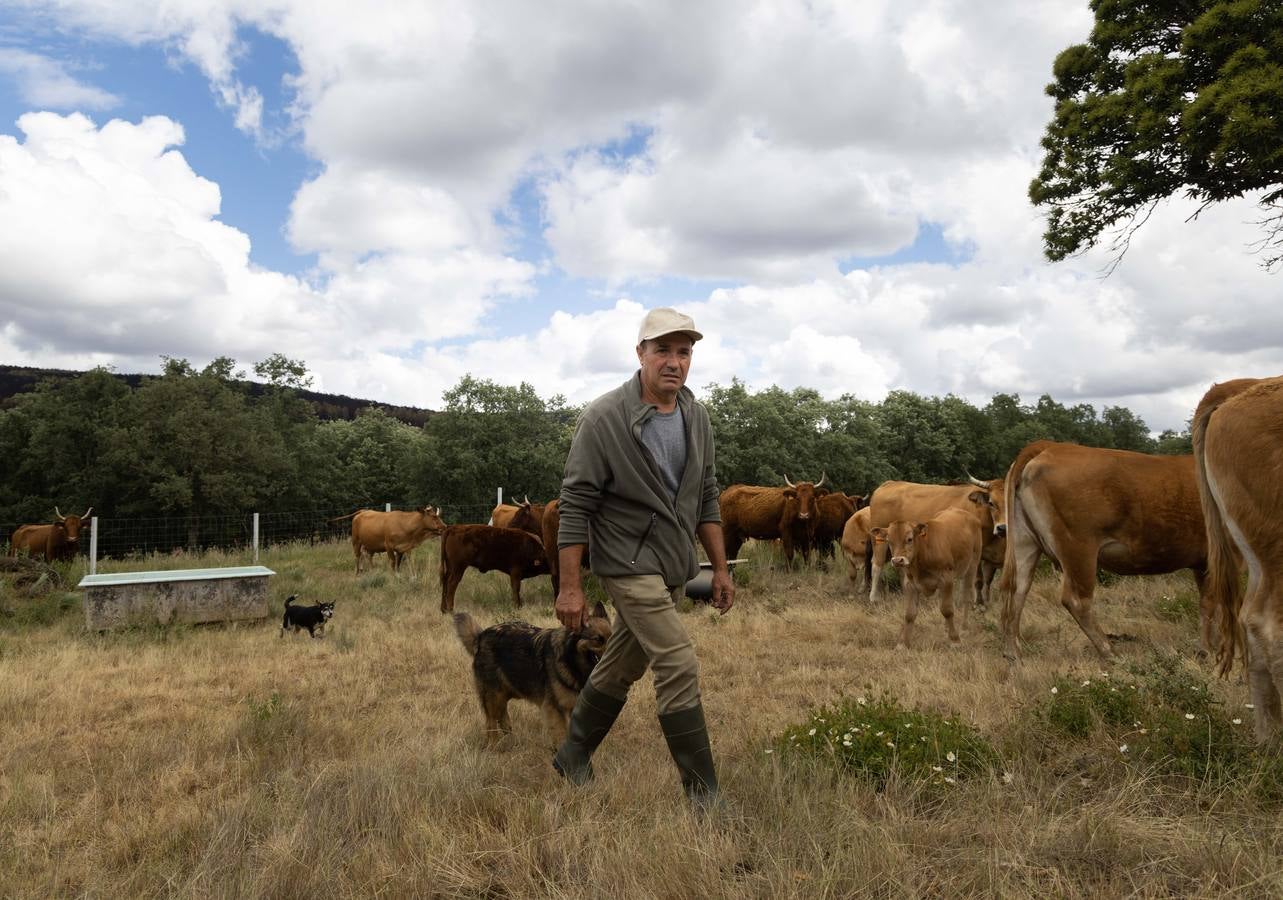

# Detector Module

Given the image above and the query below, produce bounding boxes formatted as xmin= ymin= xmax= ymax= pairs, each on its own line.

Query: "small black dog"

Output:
xmin=280 ymin=595 xmax=334 ymax=638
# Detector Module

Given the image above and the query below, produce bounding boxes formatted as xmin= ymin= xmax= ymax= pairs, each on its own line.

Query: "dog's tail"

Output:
xmin=284 ymin=594 xmax=298 ymax=608
xmin=453 ymin=612 xmax=480 ymax=655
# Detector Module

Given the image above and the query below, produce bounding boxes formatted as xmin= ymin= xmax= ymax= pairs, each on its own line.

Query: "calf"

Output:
xmin=439 ymin=524 xmax=550 ymax=613
xmin=871 ymin=506 xmax=982 ymax=650
xmin=840 ymin=506 xmax=872 ymax=598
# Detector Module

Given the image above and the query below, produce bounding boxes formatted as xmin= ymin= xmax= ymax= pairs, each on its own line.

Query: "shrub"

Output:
xmin=1034 ymin=653 xmax=1272 ymax=788
xmin=775 ymin=693 xmax=999 ymax=790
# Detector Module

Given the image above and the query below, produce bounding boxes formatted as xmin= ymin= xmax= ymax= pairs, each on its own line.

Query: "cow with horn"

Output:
xmin=9 ymin=506 xmax=93 ymax=562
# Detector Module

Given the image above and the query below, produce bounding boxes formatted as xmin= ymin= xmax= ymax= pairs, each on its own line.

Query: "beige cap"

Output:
xmin=637 ymin=307 xmax=703 ymax=344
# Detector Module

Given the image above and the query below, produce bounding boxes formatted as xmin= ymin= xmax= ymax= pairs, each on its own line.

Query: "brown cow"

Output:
xmin=9 ymin=506 xmax=92 ymax=562
xmin=867 ymin=480 xmax=1004 ymax=606
xmin=540 ymin=499 xmax=588 ymax=596
xmin=489 ymin=495 xmax=536 ymax=529
xmin=999 ymin=441 xmax=1210 ymax=666
xmin=439 ymin=524 xmax=550 ymax=612
xmin=812 ymin=492 xmax=865 ymax=561
xmin=349 ymin=506 xmax=447 ymax=573
xmin=1193 ymin=376 xmax=1283 ymax=742
xmin=719 ymin=474 xmax=827 ymax=566
xmin=872 ymin=505 xmax=983 ymax=649
xmin=507 ymin=499 xmax=547 ymax=538
xmin=840 ymin=506 xmax=872 ymax=597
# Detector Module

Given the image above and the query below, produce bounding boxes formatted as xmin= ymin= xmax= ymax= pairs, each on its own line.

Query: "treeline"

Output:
xmin=0 ymin=355 xmax=1191 ymax=525
xmin=0 ymin=362 xmax=435 ymax=427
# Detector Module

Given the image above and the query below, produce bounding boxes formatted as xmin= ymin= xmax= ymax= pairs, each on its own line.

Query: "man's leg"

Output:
xmin=553 ymin=600 xmax=649 ymax=784
xmin=601 ymin=575 xmax=718 ymax=805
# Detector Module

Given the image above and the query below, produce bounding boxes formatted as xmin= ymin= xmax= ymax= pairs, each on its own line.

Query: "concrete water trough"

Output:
xmin=77 ymin=565 xmax=276 ymax=631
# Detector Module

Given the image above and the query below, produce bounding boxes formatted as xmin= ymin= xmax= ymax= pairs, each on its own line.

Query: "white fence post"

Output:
xmin=252 ymin=512 xmax=260 ymax=563
xmin=497 ymin=487 xmax=503 ymax=507
xmin=385 ymin=502 xmax=392 ymax=512
xmin=89 ymin=516 xmax=98 ymax=576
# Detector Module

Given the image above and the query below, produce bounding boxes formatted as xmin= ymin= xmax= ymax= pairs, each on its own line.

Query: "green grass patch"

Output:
xmin=1033 ymin=653 xmax=1272 ymax=789
xmin=776 ymin=693 xmax=999 ymax=790
xmin=1154 ymin=590 xmax=1200 ymax=624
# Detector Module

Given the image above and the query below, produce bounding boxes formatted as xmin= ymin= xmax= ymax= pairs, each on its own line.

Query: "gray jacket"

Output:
xmin=558 ymin=372 xmax=721 ymax=588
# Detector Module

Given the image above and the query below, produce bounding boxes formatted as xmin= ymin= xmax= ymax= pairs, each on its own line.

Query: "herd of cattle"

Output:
xmin=324 ymin=438 xmax=1226 ymax=669
xmin=7 ymin=377 xmax=1283 ymax=741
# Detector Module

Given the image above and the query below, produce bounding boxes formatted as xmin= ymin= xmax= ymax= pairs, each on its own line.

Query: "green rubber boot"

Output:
xmin=552 ymin=682 xmax=626 ymax=785
xmin=658 ymin=702 xmax=719 ymax=808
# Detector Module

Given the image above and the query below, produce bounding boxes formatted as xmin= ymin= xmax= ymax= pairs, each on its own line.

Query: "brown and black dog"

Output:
xmin=453 ymin=602 xmax=612 ymax=746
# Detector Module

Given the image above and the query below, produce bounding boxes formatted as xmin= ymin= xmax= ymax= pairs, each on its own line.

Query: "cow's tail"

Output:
xmin=328 ymin=511 xmax=361 ymax=524
xmin=998 ymin=442 xmax=1046 ymax=598
xmin=1193 ymin=393 xmax=1244 ymax=678
xmin=453 ymin=612 xmax=480 ymax=656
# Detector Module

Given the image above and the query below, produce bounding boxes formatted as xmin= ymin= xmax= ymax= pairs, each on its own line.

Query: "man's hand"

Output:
xmin=555 ymin=584 xmax=587 ymax=630
xmin=709 ymin=568 xmax=734 ymax=614
xmin=696 ymin=521 xmax=735 ymax=615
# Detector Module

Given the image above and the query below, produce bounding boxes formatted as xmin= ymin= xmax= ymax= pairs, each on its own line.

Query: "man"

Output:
xmin=552 ymin=306 xmax=734 ymax=808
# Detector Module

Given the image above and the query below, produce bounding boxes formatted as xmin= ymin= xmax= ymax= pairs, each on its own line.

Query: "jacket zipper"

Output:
xmin=631 ymin=512 xmax=658 ymax=565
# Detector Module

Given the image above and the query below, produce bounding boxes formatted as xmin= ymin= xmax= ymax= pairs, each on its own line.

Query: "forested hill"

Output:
xmin=0 ymin=364 xmax=435 ymax=427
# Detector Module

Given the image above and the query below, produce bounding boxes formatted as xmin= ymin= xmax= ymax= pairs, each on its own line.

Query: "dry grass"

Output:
xmin=2 ymin=539 xmax=1282 ymax=898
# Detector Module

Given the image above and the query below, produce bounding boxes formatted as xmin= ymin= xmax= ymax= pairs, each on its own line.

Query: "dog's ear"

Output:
xmin=590 ymin=601 xmax=607 ymax=620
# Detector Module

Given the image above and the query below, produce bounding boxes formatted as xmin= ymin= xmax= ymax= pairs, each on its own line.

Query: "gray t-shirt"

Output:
xmin=640 ymin=407 xmax=686 ymax=502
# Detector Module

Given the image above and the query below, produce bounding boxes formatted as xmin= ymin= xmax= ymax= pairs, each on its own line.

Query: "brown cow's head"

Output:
xmin=54 ymin=506 xmax=93 ymax=543
xmin=418 ymin=505 xmax=447 ymax=535
xmin=870 ymin=520 xmax=926 ymax=569
xmin=967 ymin=475 xmax=1007 ymax=537
xmin=509 ymin=499 xmax=546 ymax=537
xmin=782 ymin=472 xmax=826 ymax=522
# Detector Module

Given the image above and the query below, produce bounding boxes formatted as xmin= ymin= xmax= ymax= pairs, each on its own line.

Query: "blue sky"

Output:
xmin=0 ymin=1 xmax=1277 ymax=431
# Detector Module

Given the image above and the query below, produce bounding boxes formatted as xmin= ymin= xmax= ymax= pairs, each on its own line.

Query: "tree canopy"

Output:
xmin=1029 ymin=0 xmax=1283 ymax=265
xmin=0 ymin=361 xmax=1189 ymax=538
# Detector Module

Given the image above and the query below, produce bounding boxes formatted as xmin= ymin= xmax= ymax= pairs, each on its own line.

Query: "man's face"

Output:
xmin=637 ymin=334 xmax=694 ymax=398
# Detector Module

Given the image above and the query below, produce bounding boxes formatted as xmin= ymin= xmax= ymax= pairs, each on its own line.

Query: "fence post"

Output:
xmin=252 ymin=512 xmax=260 ymax=564
xmin=385 ymin=502 xmax=391 ymax=512
xmin=89 ymin=516 xmax=98 ymax=576
xmin=496 ymin=487 xmax=503 ymax=507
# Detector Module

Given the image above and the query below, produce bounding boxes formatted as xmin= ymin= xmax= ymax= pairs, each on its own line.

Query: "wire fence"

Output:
xmin=1 ymin=501 xmax=499 ymax=566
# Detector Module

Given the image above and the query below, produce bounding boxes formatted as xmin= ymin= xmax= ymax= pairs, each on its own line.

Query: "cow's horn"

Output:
xmin=81 ymin=507 xmax=93 ymax=519
xmin=815 ymin=472 xmax=827 ymax=489
xmin=966 ymin=472 xmax=989 ymax=490
xmin=55 ymin=506 xmax=65 ymax=520
xmin=783 ymin=474 xmax=795 ymax=488
xmin=522 ymin=495 xmax=530 ymax=506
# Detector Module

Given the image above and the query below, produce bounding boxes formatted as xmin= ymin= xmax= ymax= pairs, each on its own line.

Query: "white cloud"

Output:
xmin=0 ymin=48 xmax=118 ymax=109
xmin=0 ymin=112 xmax=533 ymax=381
xmin=1 ymin=0 xmax=1281 ymax=434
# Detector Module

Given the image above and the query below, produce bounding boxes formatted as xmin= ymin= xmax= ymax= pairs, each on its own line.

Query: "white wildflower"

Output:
xmin=857 ymin=697 xmax=867 ymax=705
xmin=808 ymin=728 xmax=817 ymax=736
xmin=920 ymin=736 xmax=928 ymax=742
xmin=944 ymin=777 xmax=956 ymax=785
xmin=1184 ymin=713 xmax=1196 ymax=720
xmin=765 ymin=749 xmax=774 ymax=754
xmin=1246 ymin=703 xmax=1255 ymax=710
xmin=1119 ymin=744 xmax=1128 ymax=753
xmin=1233 ymin=718 xmax=1243 ymax=725
xmin=946 ymin=751 xmax=957 ymax=763
xmin=1082 ymin=680 xmax=1091 ymax=687
xmin=1002 ymin=772 xmax=1014 ymax=784
xmin=886 ymin=741 xmax=895 ymax=748
xmin=1050 ymin=686 xmax=1058 ymax=695
xmin=932 ymin=765 xmax=943 ymax=772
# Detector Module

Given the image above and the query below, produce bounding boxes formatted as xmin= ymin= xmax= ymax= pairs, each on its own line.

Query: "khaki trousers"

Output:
xmin=588 ymin=574 xmax=701 ymax=715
